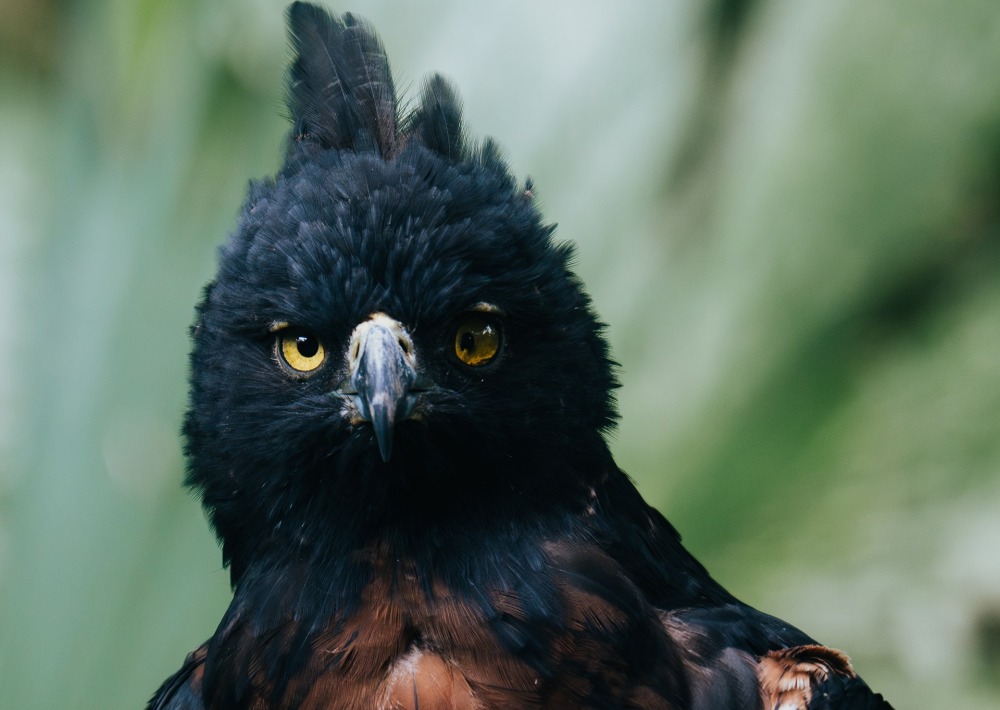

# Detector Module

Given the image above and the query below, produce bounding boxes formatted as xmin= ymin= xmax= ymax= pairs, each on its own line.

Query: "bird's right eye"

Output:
xmin=275 ymin=328 xmax=327 ymax=374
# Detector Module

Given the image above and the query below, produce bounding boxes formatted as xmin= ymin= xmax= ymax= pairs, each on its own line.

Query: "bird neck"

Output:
xmin=226 ymin=487 xmax=590 ymax=626
xmin=221 ymin=430 xmax=617 ymax=591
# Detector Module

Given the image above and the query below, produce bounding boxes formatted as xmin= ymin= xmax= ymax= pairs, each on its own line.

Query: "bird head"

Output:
xmin=183 ymin=3 xmax=619 ymax=575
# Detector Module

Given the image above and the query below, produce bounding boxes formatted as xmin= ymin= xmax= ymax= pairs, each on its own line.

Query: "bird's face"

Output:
xmin=185 ymin=147 xmax=617 ymax=560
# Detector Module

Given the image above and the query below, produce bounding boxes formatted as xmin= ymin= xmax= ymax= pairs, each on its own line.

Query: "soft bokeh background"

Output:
xmin=2 ymin=0 xmax=999 ymax=707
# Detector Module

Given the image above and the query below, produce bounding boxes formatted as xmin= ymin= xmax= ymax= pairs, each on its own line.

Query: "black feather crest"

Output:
xmin=287 ymin=2 xmax=475 ymax=164
xmin=407 ymin=75 xmax=465 ymax=160
xmin=287 ymin=2 xmax=399 ymax=156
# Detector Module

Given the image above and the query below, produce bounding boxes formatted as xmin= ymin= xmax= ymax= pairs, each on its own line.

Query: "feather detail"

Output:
xmin=384 ymin=648 xmax=481 ymax=710
xmin=286 ymin=2 xmax=398 ymax=156
xmin=757 ymin=644 xmax=854 ymax=710
xmin=408 ymin=75 xmax=466 ymax=161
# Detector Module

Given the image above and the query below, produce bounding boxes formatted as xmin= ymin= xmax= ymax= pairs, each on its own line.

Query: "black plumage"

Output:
xmin=149 ymin=4 xmax=892 ymax=708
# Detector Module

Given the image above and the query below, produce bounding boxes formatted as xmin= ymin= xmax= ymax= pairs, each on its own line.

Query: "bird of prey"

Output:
xmin=148 ymin=3 xmax=892 ymax=708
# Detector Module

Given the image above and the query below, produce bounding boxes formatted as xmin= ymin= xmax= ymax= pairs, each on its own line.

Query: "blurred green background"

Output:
xmin=2 ymin=0 xmax=999 ymax=707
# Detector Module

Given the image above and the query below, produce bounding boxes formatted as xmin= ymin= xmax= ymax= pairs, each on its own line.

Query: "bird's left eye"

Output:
xmin=452 ymin=313 xmax=502 ymax=367
xmin=276 ymin=329 xmax=327 ymax=374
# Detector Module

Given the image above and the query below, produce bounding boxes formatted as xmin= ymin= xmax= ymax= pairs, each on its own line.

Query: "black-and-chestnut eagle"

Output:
xmin=148 ymin=4 xmax=892 ymax=708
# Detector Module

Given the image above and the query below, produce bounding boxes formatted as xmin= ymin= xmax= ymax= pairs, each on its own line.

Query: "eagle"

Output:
xmin=149 ymin=4 xmax=892 ymax=708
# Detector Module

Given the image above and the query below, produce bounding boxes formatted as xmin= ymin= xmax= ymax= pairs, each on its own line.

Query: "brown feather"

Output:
xmin=757 ymin=644 xmax=855 ymax=710
xmin=384 ymin=649 xmax=480 ymax=710
xmin=175 ymin=541 xmax=694 ymax=708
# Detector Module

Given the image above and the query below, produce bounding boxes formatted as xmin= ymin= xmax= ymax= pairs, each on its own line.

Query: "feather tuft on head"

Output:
xmin=287 ymin=2 xmax=399 ymax=155
xmin=287 ymin=2 xmax=473 ymax=163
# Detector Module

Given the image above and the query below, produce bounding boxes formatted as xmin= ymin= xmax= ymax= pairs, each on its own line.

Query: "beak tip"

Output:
xmin=371 ymin=407 xmax=396 ymax=462
xmin=376 ymin=436 xmax=393 ymax=462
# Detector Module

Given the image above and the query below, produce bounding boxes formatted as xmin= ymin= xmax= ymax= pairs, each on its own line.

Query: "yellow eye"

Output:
xmin=453 ymin=314 xmax=502 ymax=367
xmin=277 ymin=329 xmax=326 ymax=373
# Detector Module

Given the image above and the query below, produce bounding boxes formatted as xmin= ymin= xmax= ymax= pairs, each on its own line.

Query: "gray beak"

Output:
xmin=348 ymin=314 xmax=417 ymax=462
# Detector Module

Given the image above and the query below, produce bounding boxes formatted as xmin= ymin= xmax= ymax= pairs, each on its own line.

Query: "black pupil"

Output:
xmin=459 ymin=331 xmax=477 ymax=353
xmin=296 ymin=334 xmax=319 ymax=358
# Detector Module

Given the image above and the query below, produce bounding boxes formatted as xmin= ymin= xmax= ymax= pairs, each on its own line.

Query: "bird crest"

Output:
xmin=287 ymin=1 xmax=466 ymax=161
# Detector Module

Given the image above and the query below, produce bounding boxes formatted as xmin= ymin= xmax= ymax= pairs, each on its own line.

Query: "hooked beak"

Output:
xmin=347 ymin=314 xmax=418 ymax=462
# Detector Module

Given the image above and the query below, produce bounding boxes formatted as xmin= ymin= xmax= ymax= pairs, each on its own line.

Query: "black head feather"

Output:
xmin=184 ymin=3 xmax=619 ymax=579
xmin=407 ymin=75 xmax=466 ymax=160
xmin=287 ymin=2 xmax=398 ymax=155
